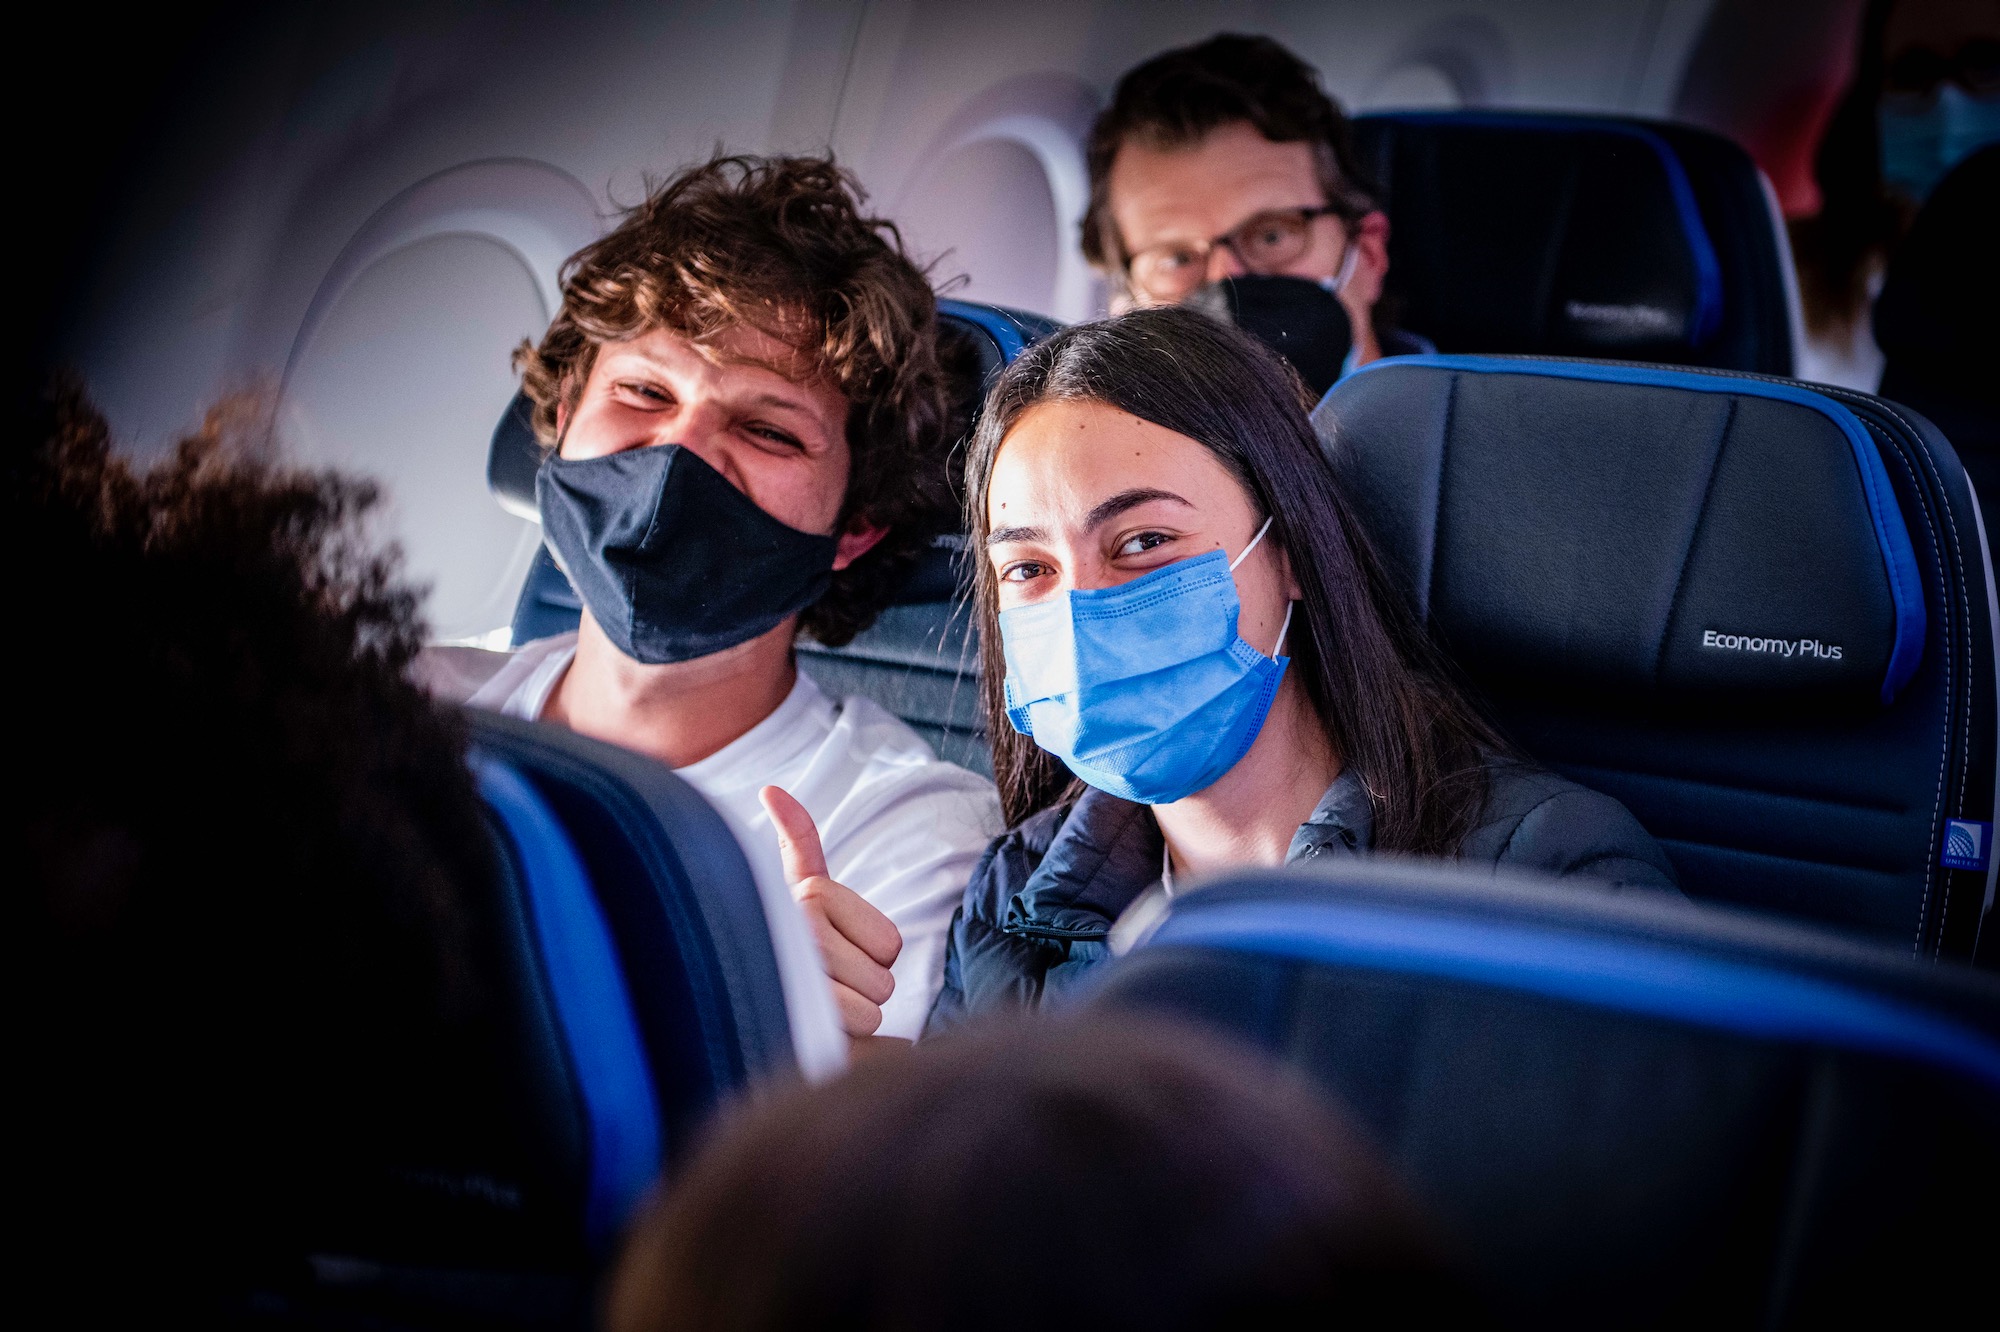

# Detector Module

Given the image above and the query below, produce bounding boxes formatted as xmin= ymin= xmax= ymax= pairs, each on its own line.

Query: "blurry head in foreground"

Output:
xmin=609 ymin=1016 xmax=1481 ymax=1332
xmin=12 ymin=387 xmax=494 ymax=1315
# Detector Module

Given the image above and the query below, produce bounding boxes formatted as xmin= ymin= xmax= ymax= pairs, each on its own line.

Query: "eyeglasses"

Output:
xmin=1126 ymin=206 xmax=1347 ymax=303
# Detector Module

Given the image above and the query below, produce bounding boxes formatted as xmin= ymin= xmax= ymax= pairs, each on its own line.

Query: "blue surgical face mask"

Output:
xmin=1000 ymin=518 xmax=1293 ymax=805
xmin=1880 ymin=84 xmax=2000 ymax=204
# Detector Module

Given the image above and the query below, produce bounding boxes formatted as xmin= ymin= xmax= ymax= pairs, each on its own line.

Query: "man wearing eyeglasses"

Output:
xmin=1082 ymin=33 xmax=1428 ymax=369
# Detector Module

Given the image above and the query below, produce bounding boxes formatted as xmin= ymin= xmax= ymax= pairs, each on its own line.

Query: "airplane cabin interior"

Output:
xmin=17 ymin=1 xmax=2000 ymax=1327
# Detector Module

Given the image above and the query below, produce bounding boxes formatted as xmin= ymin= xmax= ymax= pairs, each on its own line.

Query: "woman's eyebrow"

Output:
xmin=1083 ymin=487 xmax=1191 ymax=530
xmin=987 ymin=523 xmax=1046 ymax=546
xmin=986 ymin=489 xmax=1191 ymax=547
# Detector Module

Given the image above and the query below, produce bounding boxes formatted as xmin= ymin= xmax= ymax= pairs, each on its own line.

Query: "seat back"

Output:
xmin=468 ymin=711 xmax=796 ymax=1128
xmin=1316 ymin=357 xmax=1998 ymax=957
xmin=1090 ymin=861 xmax=2000 ymax=1326
xmin=1353 ymin=112 xmax=1798 ymax=375
xmin=794 ymin=594 xmax=988 ymax=773
xmin=486 ymin=300 xmax=1059 ymax=774
xmin=274 ymin=717 xmax=795 ymax=1325
xmin=793 ymin=301 xmax=1056 ymax=776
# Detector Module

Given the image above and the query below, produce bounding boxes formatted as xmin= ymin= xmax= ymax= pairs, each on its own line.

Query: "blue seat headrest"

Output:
xmin=1093 ymin=860 xmax=2000 ymax=1322
xmin=1354 ymin=113 xmax=1727 ymax=362
xmin=1122 ymin=860 xmax=2000 ymax=1088
xmin=1320 ymin=357 xmax=1926 ymax=708
xmin=937 ymin=298 xmax=1063 ymax=378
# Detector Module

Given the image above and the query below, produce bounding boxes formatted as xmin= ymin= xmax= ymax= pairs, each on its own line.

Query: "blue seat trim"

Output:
xmin=473 ymin=754 xmax=662 ymax=1248
xmin=939 ymin=298 xmax=1027 ymax=360
xmin=1350 ymin=354 xmax=1929 ymax=704
xmin=1146 ymin=900 xmax=2000 ymax=1090
xmin=1369 ymin=111 xmax=1725 ymax=346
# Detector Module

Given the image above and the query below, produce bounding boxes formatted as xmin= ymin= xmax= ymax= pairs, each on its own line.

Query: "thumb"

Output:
xmin=758 ymin=785 xmax=829 ymax=885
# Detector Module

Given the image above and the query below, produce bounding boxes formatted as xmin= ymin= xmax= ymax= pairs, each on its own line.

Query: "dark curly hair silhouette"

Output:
xmin=12 ymin=384 xmax=503 ymax=1320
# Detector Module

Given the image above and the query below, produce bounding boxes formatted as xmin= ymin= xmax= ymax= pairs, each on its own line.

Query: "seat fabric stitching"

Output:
xmin=1807 ymin=389 xmax=1957 ymax=953
xmin=1424 ymin=372 xmax=1457 ymax=623
xmin=1848 ymin=410 xmax=1944 ymax=948
xmin=1863 ymin=396 xmax=1974 ymax=955
xmin=1651 ymin=395 xmax=1736 ymax=686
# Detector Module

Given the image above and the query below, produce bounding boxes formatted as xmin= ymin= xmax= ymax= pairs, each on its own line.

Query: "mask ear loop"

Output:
xmin=1229 ymin=516 xmax=1274 ymax=571
xmin=1319 ymin=231 xmax=1362 ymax=297
xmin=1271 ymin=600 xmax=1296 ymax=660
xmin=1229 ymin=517 xmax=1295 ymax=659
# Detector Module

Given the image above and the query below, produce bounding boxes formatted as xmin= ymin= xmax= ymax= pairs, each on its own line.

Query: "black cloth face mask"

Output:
xmin=1186 ymin=274 xmax=1353 ymax=398
xmin=537 ymin=444 xmax=838 ymax=664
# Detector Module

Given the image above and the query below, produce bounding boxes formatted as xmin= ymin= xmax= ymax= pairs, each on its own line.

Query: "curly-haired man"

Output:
xmin=426 ymin=155 xmax=1001 ymax=1046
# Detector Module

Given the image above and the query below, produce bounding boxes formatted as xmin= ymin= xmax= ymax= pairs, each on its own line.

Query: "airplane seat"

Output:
xmin=485 ymin=300 xmax=1062 ymax=776
xmin=274 ymin=715 xmax=796 ymax=1325
xmin=793 ymin=301 xmax=1058 ymax=776
xmin=1351 ymin=112 xmax=1798 ymax=375
xmin=1088 ymin=860 xmax=2000 ymax=1325
xmin=1315 ymin=357 xmax=1998 ymax=960
xmin=468 ymin=710 xmax=799 ymax=1131
xmin=1875 ymin=144 xmax=2000 ymax=539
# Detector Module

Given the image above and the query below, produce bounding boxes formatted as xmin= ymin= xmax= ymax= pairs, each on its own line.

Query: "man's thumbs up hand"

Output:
xmin=759 ymin=785 xmax=902 ymax=1039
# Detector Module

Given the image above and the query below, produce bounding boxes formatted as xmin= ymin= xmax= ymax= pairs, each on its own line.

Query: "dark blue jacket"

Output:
xmin=926 ymin=762 xmax=1680 ymax=1032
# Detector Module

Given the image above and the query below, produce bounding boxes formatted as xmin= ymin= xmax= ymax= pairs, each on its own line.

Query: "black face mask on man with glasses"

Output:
xmin=1187 ymin=274 xmax=1355 ymax=399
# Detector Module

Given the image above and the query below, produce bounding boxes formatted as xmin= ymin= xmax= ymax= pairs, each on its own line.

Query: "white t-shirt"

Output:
xmin=424 ymin=633 xmax=1002 ymax=1053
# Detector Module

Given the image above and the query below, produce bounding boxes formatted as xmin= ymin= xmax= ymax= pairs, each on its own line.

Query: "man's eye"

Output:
xmin=617 ymin=381 xmax=671 ymax=405
xmin=999 ymin=560 xmax=1051 ymax=583
xmin=748 ymin=424 xmax=805 ymax=450
xmin=1114 ymin=531 xmax=1175 ymax=557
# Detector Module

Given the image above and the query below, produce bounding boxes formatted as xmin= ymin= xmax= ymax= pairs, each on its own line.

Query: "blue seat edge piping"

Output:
xmin=473 ymin=752 xmax=663 ymax=1249
xmin=1347 ymin=354 xmax=1928 ymax=703
xmin=939 ymin=298 xmax=1028 ymax=360
xmin=1144 ymin=900 xmax=2000 ymax=1091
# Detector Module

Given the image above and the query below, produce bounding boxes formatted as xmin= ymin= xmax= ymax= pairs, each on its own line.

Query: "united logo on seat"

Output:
xmin=1942 ymin=820 xmax=1993 ymax=872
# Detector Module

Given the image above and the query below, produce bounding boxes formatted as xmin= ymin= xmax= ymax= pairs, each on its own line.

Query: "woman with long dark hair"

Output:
xmin=927 ymin=307 xmax=1677 ymax=1027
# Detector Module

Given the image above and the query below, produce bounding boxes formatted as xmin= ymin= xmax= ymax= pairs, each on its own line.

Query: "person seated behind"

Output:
xmin=606 ymin=1016 xmax=1488 ymax=1331
xmin=425 ymin=156 xmax=1002 ymax=1044
xmin=1789 ymin=0 xmax=2000 ymax=388
xmin=15 ymin=389 xmax=506 ymax=1320
xmin=1082 ymin=33 xmax=1429 ymax=368
xmin=929 ymin=308 xmax=1679 ymax=1027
